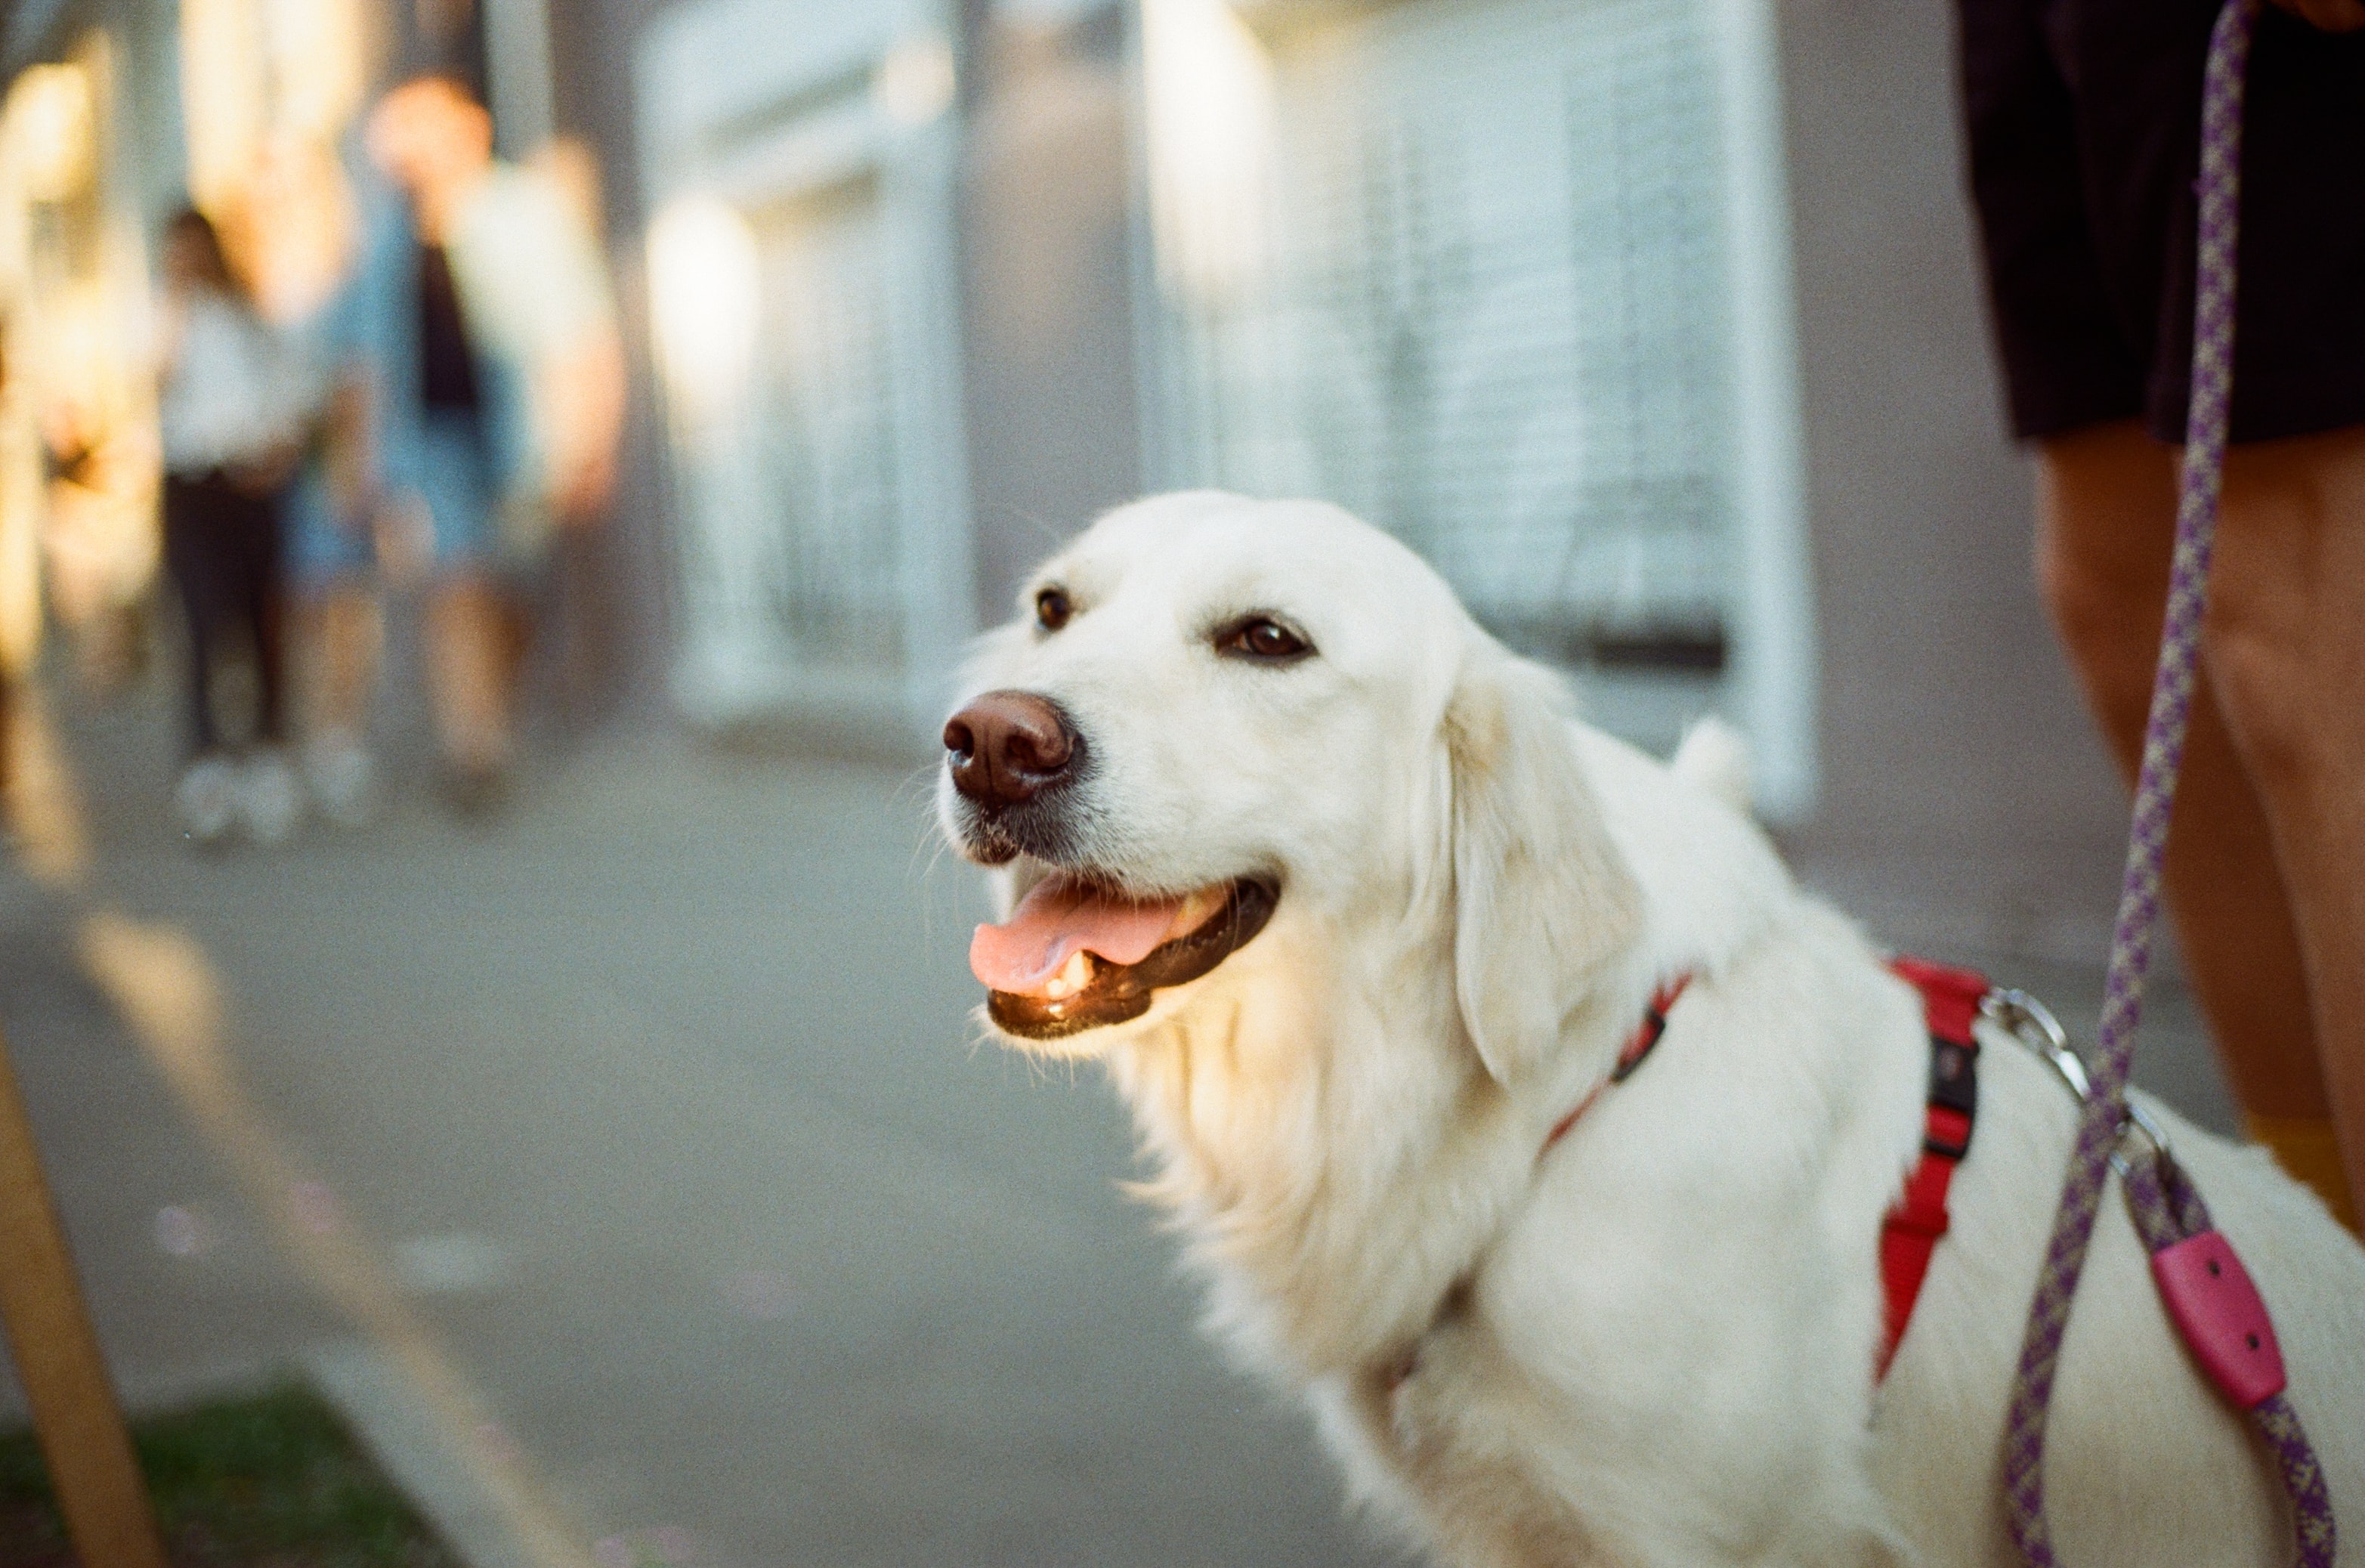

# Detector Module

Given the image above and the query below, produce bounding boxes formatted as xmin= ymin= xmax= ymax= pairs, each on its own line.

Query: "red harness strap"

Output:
xmin=1539 ymin=975 xmax=1693 ymax=1155
xmin=1877 ymin=957 xmax=1987 ymax=1379
xmin=1537 ymin=960 xmax=1985 ymax=1384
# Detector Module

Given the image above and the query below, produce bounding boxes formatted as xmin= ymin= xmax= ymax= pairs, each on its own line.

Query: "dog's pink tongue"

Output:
xmin=970 ymin=878 xmax=1184 ymax=993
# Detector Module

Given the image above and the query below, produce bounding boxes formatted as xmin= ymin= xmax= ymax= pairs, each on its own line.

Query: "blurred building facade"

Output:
xmin=0 ymin=0 xmax=2137 ymax=945
xmin=587 ymin=0 xmax=2133 ymax=951
xmin=626 ymin=0 xmax=1819 ymax=813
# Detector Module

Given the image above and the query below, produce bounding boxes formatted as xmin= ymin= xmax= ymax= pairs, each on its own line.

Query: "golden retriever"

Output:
xmin=935 ymin=491 xmax=2365 ymax=1567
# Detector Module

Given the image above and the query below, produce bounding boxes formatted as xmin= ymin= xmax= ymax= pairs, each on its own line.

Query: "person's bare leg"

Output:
xmin=301 ymin=583 xmax=381 ymax=743
xmin=2205 ymin=424 xmax=2365 ymax=1228
xmin=295 ymin=583 xmax=384 ymax=826
xmin=425 ymin=574 xmax=512 ymax=780
xmin=2033 ymin=420 xmax=2351 ymax=1227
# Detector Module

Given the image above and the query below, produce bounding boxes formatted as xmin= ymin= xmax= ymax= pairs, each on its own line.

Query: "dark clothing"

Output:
xmin=417 ymin=241 xmax=482 ymax=414
xmin=1958 ymin=0 xmax=2365 ymax=443
xmin=162 ymin=470 xmax=286 ymax=755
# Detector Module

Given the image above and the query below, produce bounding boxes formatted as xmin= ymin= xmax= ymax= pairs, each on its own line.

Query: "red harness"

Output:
xmin=1542 ymin=957 xmax=1986 ymax=1382
xmin=1875 ymin=957 xmax=1986 ymax=1378
xmin=1539 ymin=975 xmax=1693 ymax=1154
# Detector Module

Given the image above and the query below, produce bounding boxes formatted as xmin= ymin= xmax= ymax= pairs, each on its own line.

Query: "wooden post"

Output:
xmin=0 ymin=1024 xmax=168 ymax=1568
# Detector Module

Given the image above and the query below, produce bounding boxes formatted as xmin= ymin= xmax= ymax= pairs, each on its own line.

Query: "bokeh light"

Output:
xmin=647 ymin=193 xmax=762 ymax=420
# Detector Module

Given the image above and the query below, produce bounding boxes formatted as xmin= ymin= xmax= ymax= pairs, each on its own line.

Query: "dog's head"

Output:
xmin=938 ymin=492 xmax=1639 ymax=1078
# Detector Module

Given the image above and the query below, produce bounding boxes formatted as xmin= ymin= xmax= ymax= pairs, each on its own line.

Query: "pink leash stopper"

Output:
xmin=2149 ymin=1229 xmax=2286 ymax=1410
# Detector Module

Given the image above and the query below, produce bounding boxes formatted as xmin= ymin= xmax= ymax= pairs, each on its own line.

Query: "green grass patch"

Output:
xmin=0 ymin=1380 xmax=458 ymax=1566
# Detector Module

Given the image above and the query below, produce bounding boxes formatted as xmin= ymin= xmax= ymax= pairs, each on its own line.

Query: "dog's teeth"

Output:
xmin=1043 ymin=949 xmax=1093 ymax=999
xmin=1168 ymin=886 xmax=1225 ymax=941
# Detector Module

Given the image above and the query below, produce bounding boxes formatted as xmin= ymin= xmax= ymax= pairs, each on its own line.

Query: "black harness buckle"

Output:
xmin=1922 ymin=1036 xmax=1978 ymax=1159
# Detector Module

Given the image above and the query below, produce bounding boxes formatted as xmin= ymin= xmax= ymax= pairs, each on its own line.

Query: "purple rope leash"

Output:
xmin=2116 ymin=1158 xmax=2338 ymax=1562
xmin=2000 ymin=3 xmax=2336 ymax=1564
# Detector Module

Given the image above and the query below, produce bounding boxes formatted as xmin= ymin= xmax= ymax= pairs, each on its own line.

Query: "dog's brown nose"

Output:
xmin=944 ymin=691 xmax=1077 ymax=809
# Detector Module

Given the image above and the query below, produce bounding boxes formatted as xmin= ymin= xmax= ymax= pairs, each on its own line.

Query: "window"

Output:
xmin=641 ymin=0 xmax=969 ymax=738
xmin=1139 ymin=0 xmax=1815 ymax=812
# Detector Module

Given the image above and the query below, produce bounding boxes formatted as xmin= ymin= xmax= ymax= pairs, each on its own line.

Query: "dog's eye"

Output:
xmin=1216 ymin=616 xmax=1312 ymax=663
xmin=1035 ymin=587 xmax=1072 ymax=632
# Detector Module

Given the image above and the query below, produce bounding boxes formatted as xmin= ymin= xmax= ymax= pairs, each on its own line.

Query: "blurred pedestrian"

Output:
xmin=309 ymin=73 xmax=621 ymax=817
xmin=284 ymin=370 xmax=382 ymax=827
xmin=1958 ymin=0 xmax=2365 ymax=1231
xmin=153 ymin=208 xmax=310 ymax=846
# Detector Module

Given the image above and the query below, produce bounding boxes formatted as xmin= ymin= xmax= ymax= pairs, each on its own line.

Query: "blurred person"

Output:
xmin=311 ymin=72 xmax=622 ymax=816
xmin=1958 ymin=0 xmax=2365 ymax=1231
xmin=218 ymin=135 xmax=385 ymax=825
xmin=285 ymin=375 xmax=383 ymax=827
xmin=153 ymin=208 xmax=311 ymax=846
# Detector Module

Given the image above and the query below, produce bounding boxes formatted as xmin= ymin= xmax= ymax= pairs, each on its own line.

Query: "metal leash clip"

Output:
xmin=1980 ymin=988 xmax=2091 ymax=1103
xmin=2110 ymin=1100 xmax=2178 ymax=1186
xmin=1977 ymin=986 xmax=2177 ymax=1184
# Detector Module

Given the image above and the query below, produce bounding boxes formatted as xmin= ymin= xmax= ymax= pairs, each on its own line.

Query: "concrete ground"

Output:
xmin=0 ymin=669 xmax=2237 ymax=1568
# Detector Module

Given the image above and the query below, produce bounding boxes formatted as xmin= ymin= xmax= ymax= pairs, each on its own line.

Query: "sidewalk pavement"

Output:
xmin=0 ymin=678 xmax=1380 ymax=1568
xmin=0 ymin=675 xmax=2237 ymax=1567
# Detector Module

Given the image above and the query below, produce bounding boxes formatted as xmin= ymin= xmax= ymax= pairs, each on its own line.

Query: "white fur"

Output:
xmin=938 ymin=493 xmax=2365 ymax=1568
xmin=1671 ymin=716 xmax=1752 ymax=815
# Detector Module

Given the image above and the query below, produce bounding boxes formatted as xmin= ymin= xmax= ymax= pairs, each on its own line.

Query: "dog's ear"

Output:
xmin=1441 ymin=652 xmax=1641 ymax=1084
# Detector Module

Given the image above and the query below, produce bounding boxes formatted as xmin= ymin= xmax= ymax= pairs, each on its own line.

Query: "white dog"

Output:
xmin=935 ymin=492 xmax=2365 ymax=1568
